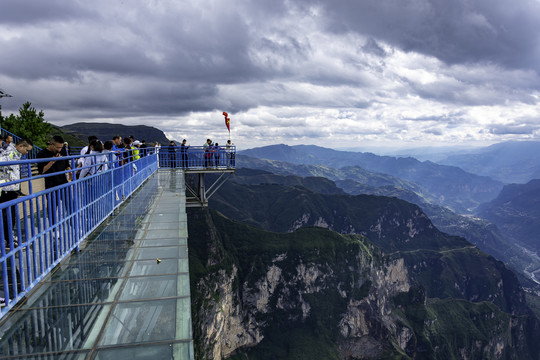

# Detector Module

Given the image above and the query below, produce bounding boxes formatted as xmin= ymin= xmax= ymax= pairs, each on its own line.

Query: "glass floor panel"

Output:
xmin=0 ymin=170 xmax=194 ymax=360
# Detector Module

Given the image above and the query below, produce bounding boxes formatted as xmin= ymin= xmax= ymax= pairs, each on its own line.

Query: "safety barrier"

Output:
xmin=0 ymin=144 xmax=236 ymax=317
xmin=0 ymin=150 xmax=158 ymax=317
xmin=0 ymin=128 xmax=43 ymax=160
xmin=158 ymin=145 xmax=236 ymax=169
xmin=71 ymin=145 xmax=237 ymax=169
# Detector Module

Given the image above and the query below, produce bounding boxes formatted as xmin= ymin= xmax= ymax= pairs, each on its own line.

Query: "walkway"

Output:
xmin=0 ymin=170 xmax=194 ymax=359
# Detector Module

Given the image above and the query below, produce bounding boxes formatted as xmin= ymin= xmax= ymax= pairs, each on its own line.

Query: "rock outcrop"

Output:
xmin=188 ymin=209 xmax=540 ymax=360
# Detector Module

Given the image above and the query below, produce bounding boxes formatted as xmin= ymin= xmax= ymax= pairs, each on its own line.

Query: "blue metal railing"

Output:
xmin=0 ymin=145 xmax=236 ymax=317
xmin=0 ymin=128 xmax=43 ymax=160
xmin=158 ymin=145 xmax=236 ymax=169
xmin=72 ymin=145 xmax=237 ymax=169
xmin=0 ymin=150 xmax=158 ymax=317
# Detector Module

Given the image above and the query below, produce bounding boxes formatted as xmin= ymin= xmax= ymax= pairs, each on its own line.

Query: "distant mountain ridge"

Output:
xmin=438 ymin=141 xmax=540 ymax=184
xmin=478 ymin=179 xmax=540 ymax=256
xmin=60 ymin=122 xmax=170 ymax=144
xmin=238 ymin=144 xmax=504 ymax=213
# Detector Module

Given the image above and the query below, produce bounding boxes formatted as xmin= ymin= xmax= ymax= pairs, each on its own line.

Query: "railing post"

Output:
xmin=71 ymin=158 xmax=81 ymax=252
xmin=109 ymin=152 xmax=115 ymax=211
xmin=26 ymin=163 xmax=33 ymax=194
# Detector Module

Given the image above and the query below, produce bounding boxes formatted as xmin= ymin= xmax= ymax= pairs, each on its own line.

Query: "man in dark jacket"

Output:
xmin=168 ymin=141 xmax=177 ymax=168
xmin=180 ymin=139 xmax=190 ymax=168
xmin=37 ymin=135 xmax=72 ymax=189
xmin=36 ymin=136 xmax=73 ymax=261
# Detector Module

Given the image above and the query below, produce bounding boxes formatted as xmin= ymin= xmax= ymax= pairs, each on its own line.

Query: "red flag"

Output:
xmin=223 ymin=112 xmax=230 ymax=132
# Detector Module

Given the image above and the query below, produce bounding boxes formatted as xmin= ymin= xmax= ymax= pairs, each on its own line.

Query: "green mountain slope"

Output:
xmin=233 ymin=157 xmax=540 ymax=291
xmin=478 ymin=180 xmax=540 ymax=286
xmin=209 ymin=180 xmax=529 ymax=314
xmin=225 ymin=168 xmax=540 ymax=291
xmin=188 ymin=209 xmax=540 ymax=360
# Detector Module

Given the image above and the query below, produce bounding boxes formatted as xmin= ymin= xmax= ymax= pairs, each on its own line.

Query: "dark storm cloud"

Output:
xmin=306 ymin=0 xmax=540 ymax=71
xmin=0 ymin=0 xmax=269 ymax=119
xmin=1 ymin=5 xmax=257 ymax=84
xmin=0 ymin=0 xmax=94 ymax=25
xmin=1 ymin=0 xmax=540 ymax=148
xmin=362 ymin=38 xmax=387 ymax=57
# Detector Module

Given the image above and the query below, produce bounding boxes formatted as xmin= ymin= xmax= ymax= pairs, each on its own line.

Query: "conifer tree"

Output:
xmin=2 ymin=102 xmax=52 ymax=148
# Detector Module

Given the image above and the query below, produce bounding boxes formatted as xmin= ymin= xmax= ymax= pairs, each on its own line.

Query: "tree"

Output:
xmin=2 ymin=102 xmax=52 ymax=148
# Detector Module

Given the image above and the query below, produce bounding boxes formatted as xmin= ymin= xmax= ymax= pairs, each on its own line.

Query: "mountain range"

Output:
xmin=60 ymin=122 xmax=171 ymax=144
xmin=45 ymin=122 xmax=540 ymax=358
xmin=189 ymin=178 xmax=540 ymax=358
xmin=437 ymin=141 xmax=540 ymax=184
xmin=239 ymin=144 xmax=503 ymax=214
xmin=217 ymin=168 xmax=540 ymax=291
xmin=479 ymin=180 xmax=540 ymax=261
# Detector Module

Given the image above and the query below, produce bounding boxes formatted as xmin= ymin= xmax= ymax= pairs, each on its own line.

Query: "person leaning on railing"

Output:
xmin=122 ymin=137 xmax=134 ymax=165
xmin=0 ymin=139 xmax=33 ymax=247
xmin=37 ymin=135 xmax=73 ymax=189
xmin=79 ymin=140 xmax=107 ymax=178
xmin=203 ymin=139 xmax=212 ymax=168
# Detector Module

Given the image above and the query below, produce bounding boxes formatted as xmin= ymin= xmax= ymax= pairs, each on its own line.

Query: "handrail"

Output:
xmin=0 ymin=145 xmax=236 ymax=316
xmin=0 ymin=128 xmax=43 ymax=159
xmin=72 ymin=145 xmax=237 ymax=169
xmin=158 ymin=145 xmax=237 ymax=169
xmin=0 ymin=151 xmax=158 ymax=316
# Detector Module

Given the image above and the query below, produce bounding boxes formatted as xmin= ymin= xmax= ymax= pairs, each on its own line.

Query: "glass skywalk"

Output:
xmin=0 ymin=170 xmax=194 ymax=359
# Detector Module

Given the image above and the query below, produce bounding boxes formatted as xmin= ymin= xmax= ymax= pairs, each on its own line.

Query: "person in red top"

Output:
xmin=203 ymin=139 xmax=212 ymax=168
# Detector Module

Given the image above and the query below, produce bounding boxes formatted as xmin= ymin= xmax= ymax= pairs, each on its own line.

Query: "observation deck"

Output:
xmin=0 ymin=146 xmax=235 ymax=359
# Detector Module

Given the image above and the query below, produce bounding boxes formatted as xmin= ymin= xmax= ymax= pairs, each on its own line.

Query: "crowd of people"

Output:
xmin=0 ymin=132 xmax=236 ymax=305
xmin=166 ymin=138 xmax=235 ymax=168
xmin=0 ymin=133 xmax=236 ymax=246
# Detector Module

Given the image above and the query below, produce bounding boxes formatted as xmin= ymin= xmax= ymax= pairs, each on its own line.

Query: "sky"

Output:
xmin=1 ymin=0 xmax=540 ymax=151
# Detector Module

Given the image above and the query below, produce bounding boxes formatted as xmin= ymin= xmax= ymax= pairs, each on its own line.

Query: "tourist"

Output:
xmin=0 ymin=138 xmax=33 ymax=247
xmin=77 ymin=135 xmax=98 ymax=170
xmin=80 ymin=136 xmax=98 ymax=156
xmin=79 ymin=140 xmax=107 ymax=178
xmin=168 ymin=141 xmax=177 ymax=168
xmin=37 ymin=135 xmax=72 ymax=189
xmin=140 ymin=140 xmax=148 ymax=156
xmin=203 ymin=139 xmax=212 ymax=168
xmin=132 ymin=140 xmax=141 ymax=161
xmin=37 ymin=136 xmax=73 ymax=260
xmin=111 ymin=135 xmax=123 ymax=167
xmin=1 ymin=136 xmax=16 ymax=155
xmin=180 ymin=139 xmax=189 ymax=168
xmin=103 ymin=140 xmax=116 ymax=168
xmin=122 ymin=137 xmax=133 ymax=164
xmin=214 ymin=143 xmax=221 ymax=167
xmin=61 ymin=142 xmax=70 ymax=156
xmin=226 ymin=139 xmax=235 ymax=167
xmin=1 ymin=135 xmax=13 ymax=151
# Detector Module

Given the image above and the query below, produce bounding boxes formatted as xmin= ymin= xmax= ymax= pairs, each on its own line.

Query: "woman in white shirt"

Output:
xmin=79 ymin=140 xmax=108 ymax=178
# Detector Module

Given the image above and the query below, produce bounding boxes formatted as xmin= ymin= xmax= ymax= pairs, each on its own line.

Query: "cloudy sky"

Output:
xmin=1 ymin=0 xmax=540 ymax=150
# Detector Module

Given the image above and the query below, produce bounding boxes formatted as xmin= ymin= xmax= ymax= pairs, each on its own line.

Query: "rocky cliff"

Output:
xmin=188 ymin=209 xmax=540 ymax=360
